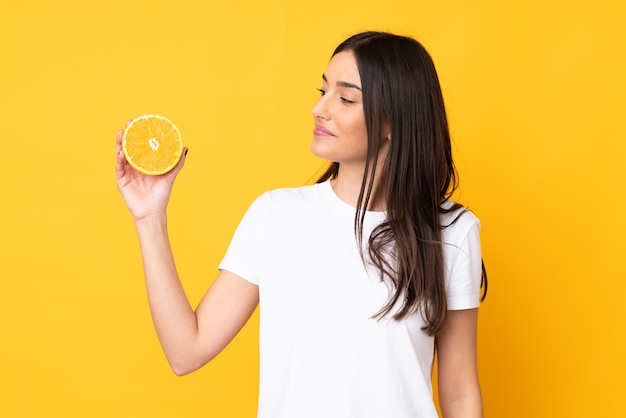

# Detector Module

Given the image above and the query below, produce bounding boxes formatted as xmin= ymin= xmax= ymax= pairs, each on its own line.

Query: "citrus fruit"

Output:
xmin=122 ymin=114 xmax=183 ymax=175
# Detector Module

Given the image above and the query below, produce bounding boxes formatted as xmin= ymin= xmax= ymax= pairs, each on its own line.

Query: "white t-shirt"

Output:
xmin=219 ymin=181 xmax=482 ymax=418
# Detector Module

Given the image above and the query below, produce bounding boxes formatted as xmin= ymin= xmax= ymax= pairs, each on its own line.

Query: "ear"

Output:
xmin=382 ymin=120 xmax=391 ymax=141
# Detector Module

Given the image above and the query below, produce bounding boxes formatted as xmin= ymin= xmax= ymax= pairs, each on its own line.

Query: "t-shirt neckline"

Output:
xmin=319 ymin=180 xmax=387 ymax=221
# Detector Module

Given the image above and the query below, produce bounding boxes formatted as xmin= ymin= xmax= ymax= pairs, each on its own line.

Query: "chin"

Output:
xmin=310 ymin=140 xmax=333 ymax=161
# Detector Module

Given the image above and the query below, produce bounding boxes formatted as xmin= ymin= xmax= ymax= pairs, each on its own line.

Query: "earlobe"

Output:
xmin=383 ymin=122 xmax=391 ymax=141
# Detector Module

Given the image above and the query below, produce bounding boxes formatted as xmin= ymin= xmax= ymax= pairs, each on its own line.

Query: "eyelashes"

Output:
xmin=316 ymin=88 xmax=356 ymax=105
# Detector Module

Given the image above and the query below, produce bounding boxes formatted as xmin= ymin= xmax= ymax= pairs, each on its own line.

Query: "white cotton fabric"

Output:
xmin=219 ymin=181 xmax=482 ymax=418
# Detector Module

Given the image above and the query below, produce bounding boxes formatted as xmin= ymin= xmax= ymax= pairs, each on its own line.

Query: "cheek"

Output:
xmin=339 ymin=110 xmax=365 ymax=133
xmin=346 ymin=115 xmax=368 ymax=145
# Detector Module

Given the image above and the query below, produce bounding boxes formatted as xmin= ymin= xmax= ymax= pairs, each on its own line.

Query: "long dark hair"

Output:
xmin=318 ymin=31 xmax=487 ymax=335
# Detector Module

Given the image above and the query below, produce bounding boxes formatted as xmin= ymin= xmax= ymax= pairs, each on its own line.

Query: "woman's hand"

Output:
xmin=115 ymin=124 xmax=188 ymax=221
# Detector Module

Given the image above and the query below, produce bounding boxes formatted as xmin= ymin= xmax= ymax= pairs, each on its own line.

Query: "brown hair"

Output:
xmin=318 ymin=31 xmax=487 ymax=335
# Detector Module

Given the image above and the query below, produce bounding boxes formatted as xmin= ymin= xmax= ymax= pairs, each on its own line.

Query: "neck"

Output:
xmin=331 ymin=162 xmax=386 ymax=212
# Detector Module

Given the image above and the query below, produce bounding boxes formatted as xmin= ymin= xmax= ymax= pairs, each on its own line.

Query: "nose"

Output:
xmin=312 ymin=94 xmax=330 ymax=120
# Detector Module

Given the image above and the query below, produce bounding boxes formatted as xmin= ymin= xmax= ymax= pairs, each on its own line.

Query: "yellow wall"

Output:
xmin=1 ymin=0 xmax=624 ymax=416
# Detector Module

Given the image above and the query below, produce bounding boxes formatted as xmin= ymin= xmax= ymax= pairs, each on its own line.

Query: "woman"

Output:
xmin=116 ymin=31 xmax=486 ymax=418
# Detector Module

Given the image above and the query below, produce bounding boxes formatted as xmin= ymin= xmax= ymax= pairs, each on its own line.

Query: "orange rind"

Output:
xmin=122 ymin=114 xmax=183 ymax=175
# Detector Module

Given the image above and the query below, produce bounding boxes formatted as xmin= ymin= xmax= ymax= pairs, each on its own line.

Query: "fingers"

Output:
xmin=116 ymin=121 xmax=131 ymax=152
xmin=116 ymin=128 xmax=123 ymax=150
xmin=115 ymin=150 xmax=124 ymax=180
xmin=116 ymin=151 xmax=126 ymax=182
xmin=169 ymin=147 xmax=188 ymax=178
xmin=115 ymin=128 xmax=127 ymax=180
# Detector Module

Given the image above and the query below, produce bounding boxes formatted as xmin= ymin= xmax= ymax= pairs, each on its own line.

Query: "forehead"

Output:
xmin=324 ymin=51 xmax=361 ymax=86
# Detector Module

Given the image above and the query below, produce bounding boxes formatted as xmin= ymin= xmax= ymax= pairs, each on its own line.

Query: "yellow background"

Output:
xmin=1 ymin=0 xmax=624 ymax=416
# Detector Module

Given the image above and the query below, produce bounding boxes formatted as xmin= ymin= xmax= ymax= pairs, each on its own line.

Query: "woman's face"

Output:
xmin=311 ymin=51 xmax=369 ymax=167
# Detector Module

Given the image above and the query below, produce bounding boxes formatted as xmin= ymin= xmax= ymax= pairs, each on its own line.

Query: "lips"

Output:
xmin=313 ymin=125 xmax=335 ymax=137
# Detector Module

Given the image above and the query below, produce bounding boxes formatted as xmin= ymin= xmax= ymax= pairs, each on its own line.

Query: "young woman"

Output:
xmin=116 ymin=31 xmax=486 ymax=418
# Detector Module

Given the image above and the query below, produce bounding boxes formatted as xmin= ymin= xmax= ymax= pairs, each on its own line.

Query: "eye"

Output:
xmin=317 ymin=88 xmax=326 ymax=96
xmin=340 ymin=97 xmax=355 ymax=105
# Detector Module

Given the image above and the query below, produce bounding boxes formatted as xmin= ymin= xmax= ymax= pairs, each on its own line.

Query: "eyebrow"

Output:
xmin=322 ymin=74 xmax=362 ymax=91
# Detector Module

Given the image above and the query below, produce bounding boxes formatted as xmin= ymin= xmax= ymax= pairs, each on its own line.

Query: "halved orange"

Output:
xmin=122 ymin=114 xmax=183 ymax=175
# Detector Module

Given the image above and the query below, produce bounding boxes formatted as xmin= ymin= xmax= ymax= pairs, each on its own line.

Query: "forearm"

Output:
xmin=436 ymin=308 xmax=483 ymax=418
xmin=135 ymin=213 xmax=200 ymax=374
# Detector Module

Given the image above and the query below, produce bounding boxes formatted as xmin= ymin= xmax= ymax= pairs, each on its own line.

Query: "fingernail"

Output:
xmin=184 ymin=149 xmax=188 ymax=156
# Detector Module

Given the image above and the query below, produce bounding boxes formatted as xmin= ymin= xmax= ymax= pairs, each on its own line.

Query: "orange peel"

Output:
xmin=122 ymin=114 xmax=183 ymax=175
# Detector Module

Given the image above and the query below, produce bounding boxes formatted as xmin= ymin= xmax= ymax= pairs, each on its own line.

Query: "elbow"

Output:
xmin=162 ymin=341 xmax=218 ymax=376
xmin=172 ymin=368 xmax=193 ymax=377
xmin=171 ymin=364 xmax=193 ymax=376
xmin=167 ymin=354 xmax=212 ymax=376
xmin=169 ymin=358 xmax=200 ymax=376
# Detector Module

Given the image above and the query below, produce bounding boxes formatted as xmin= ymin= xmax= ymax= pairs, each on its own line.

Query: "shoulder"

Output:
xmin=439 ymin=201 xmax=483 ymax=307
xmin=263 ymin=182 xmax=323 ymax=200
xmin=249 ymin=182 xmax=327 ymax=214
xmin=439 ymin=201 xmax=481 ymax=246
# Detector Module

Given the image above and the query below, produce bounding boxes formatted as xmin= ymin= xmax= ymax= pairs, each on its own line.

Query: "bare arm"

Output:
xmin=436 ymin=308 xmax=484 ymax=418
xmin=136 ymin=214 xmax=258 ymax=375
xmin=116 ymin=127 xmax=258 ymax=376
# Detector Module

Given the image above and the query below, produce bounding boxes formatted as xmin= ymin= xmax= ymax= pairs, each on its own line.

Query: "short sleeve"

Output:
xmin=218 ymin=194 xmax=268 ymax=286
xmin=444 ymin=217 xmax=483 ymax=310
